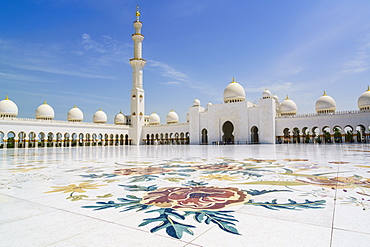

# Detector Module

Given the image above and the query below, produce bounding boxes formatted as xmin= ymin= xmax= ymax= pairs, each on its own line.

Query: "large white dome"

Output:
xmin=67 ymin=106 xmax=83 ymax=122
xmin=223 ymin=78 xmax=245 ymax=103
xmin=93 ymin=109 xmax=107 ymax=123
xmin=166 ymin=110 xmax=179 ymax=124
xmin=280 ymin=96 xmax=297 ymax=115
xmin=149 ymin=112 xmax=160 ymax=125
xmin=262 ymin=89 xmax=272 ymax=99
xmin=193 ymin=98 xmax=200 ymax=107
xmin=0 ymin=96 xmax=18 ymax=117
xmin=358 ymin=86 xmax=370 ymax=110
xmin=36 ymin=101 xmax=55 ymax=120
xmin=114 ymin=111 xmax=126 ymax=125
xmin=315 ymin=92 xmax=336 ymax=113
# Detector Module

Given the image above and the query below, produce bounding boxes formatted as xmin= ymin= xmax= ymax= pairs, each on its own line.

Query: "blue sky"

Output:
xmin=1 ymin=0 xmax=370 ymax=123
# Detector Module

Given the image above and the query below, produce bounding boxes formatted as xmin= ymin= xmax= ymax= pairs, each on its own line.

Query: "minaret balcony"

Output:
xmin=132 ymin=33 xmax=144 ymax=37
xmin=130 ymin=58 xmax=146 ymax=62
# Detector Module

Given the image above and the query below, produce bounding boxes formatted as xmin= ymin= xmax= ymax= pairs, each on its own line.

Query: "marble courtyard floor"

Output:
xmin=0 ymin=144 xmax=369 ymax=247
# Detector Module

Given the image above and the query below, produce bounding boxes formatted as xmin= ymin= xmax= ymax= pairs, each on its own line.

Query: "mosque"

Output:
xmin=1 ymin=8 xmax=370 ymax=148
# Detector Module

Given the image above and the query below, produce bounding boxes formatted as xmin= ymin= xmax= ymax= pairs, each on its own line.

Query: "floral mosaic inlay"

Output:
xmin=2 ymin=147 xmax=369 ymax=241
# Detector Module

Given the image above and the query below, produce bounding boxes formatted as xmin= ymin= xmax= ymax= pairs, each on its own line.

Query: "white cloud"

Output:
xmin=148 ymin=60 xmax=187 ymax=82
xmin=341 ymin=41 xmax=370 ymax=73
xmin=159 ymin=81 xmax=181 ymax=85
xmin=0 ymin=35 xmax=131 ymax=80
xmin=0 ymin=71 xmax=57 ymax=83
xmin=245 ymin=82 xmax=294 ymax=93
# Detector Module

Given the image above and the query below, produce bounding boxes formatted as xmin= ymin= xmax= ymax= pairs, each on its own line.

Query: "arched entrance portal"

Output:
xmin=201 ymin=129 xmax=208 ymax=145
xmin=222 ymin=121 xmax=234 ymax=144
xmin=251 ymin=126 xmax=259 ymax=144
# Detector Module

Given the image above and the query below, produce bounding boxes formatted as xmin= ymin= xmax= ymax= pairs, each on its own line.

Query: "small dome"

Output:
xmin=186 ymin=112 xmax=189 ymax=122
xmin=262 ymin=89 xmax=272 ymax=99
xmin=193 ymin=98 xmax=201 ymax=107
xmin=166 ymin=110 xmax=179 ymax=124
xmin=36 ymin=101 xmax=54 ymax=120
xmin=149 ymin=112 xmax=160 ymax=125
xmin=114 ymin=111 xmax=126 ymax=125
xmin=223 ymin=78 xmax=246 ymax=103
xmin=272 ymin=94 xmax=279 ymax=102
xmin=206 ymin=102 xmax=213 ymax=110
xmin=93 ymin=109 xmax=107 ymax=123
xmin=67 ymin=106 xmax=83 ymax=122
xmin=280 ymin=96 xmax=297 ymax=115
xmin=358 ymin=86 xmax=370 ymax=110
xmin=0 ymin=95 xmax=18 ymax=117
xmin=315 ymin=91 xmax=336 ymax=113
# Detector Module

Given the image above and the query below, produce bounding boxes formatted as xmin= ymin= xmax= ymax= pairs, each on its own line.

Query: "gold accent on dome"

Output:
xmin=286 ymin=95 xmax=290 ymax=100
xmin=367 ymin=86 xmax=370 ymax=92
xmin=5 ymin=95 xmax=9 ymax=100
xmin=323 ymin=91 xmax=327 ymax=96
xmin=43 ymin=100 xmax=47 ymax=105
xmin=74 ymin=105 xmax=77 ymax=108
xmin=231 ymin=77 xmax=236 ymax=83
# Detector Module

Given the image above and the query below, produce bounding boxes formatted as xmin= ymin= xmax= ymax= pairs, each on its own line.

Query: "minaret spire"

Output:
xmin=130 ymin=6 xmax=146 ymax=145
xmin=136 ymin=5 xmax=140 ymax=21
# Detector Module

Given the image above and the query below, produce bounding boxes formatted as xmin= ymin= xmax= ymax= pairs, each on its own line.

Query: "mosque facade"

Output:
xmin=1 ymin=9 xmax=370 ymax=148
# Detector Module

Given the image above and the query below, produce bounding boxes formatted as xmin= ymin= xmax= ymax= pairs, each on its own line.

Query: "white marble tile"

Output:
xmin=48 ymin=221 xmax=201 ymax=247
xmin=0 ymin=195 xmax=56 ymax=224
xmin=0 ymin=210 xmax=105 ymax=246
xmin=333 ymin=189 xmax=370 ymax=234
xmin=189 ymin=213 xmax=332 ymax=247
xmin=331 ymin=229 xmax=370 ymax=247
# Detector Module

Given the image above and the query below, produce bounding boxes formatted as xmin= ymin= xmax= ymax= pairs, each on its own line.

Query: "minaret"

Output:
xmin=130 ymin=6 xmax=146 ymax=145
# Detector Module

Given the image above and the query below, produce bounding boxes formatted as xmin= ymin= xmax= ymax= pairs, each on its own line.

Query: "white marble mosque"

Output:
xmin=1 ymin=8 xmax=370 ymax=148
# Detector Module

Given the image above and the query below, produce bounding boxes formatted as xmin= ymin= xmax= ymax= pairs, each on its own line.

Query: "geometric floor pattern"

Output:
xmin=1 ymin=144 xmax=369 ymax=247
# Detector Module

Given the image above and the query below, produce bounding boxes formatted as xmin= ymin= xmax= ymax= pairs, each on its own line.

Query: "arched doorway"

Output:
xmin=201 ymin=129 xmax=208 ymax=145
xmin=222 ymin=121 xmax=234 ymax=144
xmin=251 ymin=126 xmax=259 ymax=144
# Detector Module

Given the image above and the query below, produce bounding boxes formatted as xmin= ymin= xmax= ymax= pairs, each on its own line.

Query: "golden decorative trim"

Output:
xmin=130 ymin=58 xmax=146 ymax=61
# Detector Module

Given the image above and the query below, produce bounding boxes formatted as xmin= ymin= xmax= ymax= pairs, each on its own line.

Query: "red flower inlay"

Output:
xmin=140 ymin=186 xmax=251 ymax=211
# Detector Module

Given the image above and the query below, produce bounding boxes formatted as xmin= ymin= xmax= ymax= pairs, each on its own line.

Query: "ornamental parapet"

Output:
xmin=277 ymin=109 xmax=370 ymax=118
xmin=0 ymin=117 xmax=128 ymax=127
xmin=143 ymin=122 xmax=190 ymax=128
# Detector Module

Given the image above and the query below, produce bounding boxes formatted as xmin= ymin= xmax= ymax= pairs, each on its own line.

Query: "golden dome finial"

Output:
xmin=5 ymin=95 xmax=9 ymax=100
xmin=43 ymin=100 xmax=47 ymax=105
xmin=74 ymin=104 xmax=77 ymax=108
xmin=286 ymin=95 xmax=289 ymax=100
xmin=136 ymin=5 xmax=140 ymax=21
xmin=323 ymin=91 xmax=327 ymax=96
xmin=367 ymin=85 xmax=370 ymax=92
xmin=231 ymin=77 xmax=236 ymax=83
